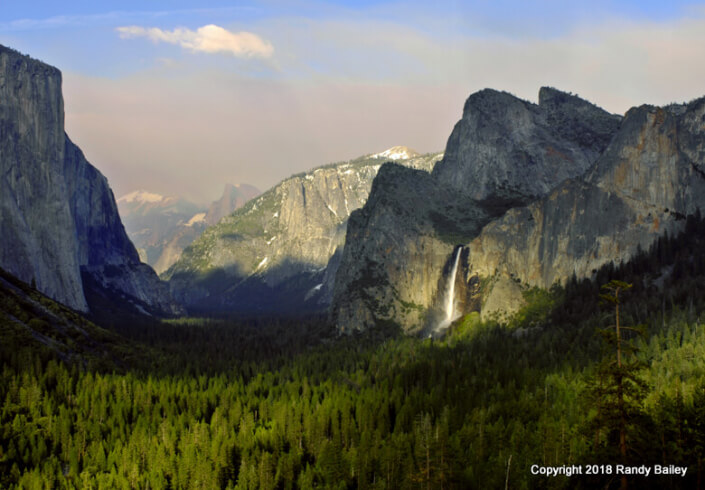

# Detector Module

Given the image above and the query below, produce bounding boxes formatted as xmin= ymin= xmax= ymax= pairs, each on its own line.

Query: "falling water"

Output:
xmin=437 ymin=246 xmax=462 ymax=331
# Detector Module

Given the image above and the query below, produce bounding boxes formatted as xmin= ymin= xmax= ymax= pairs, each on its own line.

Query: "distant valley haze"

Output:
xmin=2 ymin=1 xmax=705 ymax=202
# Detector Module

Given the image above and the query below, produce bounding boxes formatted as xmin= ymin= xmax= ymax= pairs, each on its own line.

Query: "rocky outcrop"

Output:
xmin=331 ymin=88 xmax=622 ymax=333
xmin=432 ymin=87 xmax=622 ymax=203
xmin=0 ymin=44 xmax=180 ymax=315
xmin=480 ymin=274 xmax=525 ymax=321
xmin=166 ymin=150 xmax=442 ymax=314
xmin=466 ymin=100 xmax=705 ymax=300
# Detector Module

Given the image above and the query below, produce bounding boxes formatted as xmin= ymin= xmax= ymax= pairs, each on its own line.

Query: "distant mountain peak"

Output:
xmin=204 ymin=182 xmax=260 ymax=226
xmin=370 ymin=146 xmax=420 ymax=161
xmin=118 ymin=190 xmax=165 ymax=204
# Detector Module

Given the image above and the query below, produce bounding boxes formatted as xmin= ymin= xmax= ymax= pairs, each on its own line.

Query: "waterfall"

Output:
xmin=437 ymin=246 xmax=462 ymax=331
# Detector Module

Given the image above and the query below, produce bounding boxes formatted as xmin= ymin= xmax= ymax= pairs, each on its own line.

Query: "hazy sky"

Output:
xmin=2 ymin=1 xmax=705 ymax=203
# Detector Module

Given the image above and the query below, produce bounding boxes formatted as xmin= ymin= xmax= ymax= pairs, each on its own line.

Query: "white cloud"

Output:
xmin=116 ymin=24 xmax=274 ymax=58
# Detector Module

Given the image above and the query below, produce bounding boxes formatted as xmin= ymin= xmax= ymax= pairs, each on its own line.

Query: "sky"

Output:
xmin=2 ymin=1 xmax=705 ymax=203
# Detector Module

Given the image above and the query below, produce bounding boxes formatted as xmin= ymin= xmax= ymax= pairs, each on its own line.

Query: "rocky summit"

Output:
xmin=165 ymin=150 xmax=442 ymax=315
xmin=331 ymin=87 xmax=623 ymax=333
xmin=0 ymin=45 xmax=180 ymax=316
xmin=467 ymin=100 xmax=705 ymax=319
xmin=205 ymin=183 xmax=261 ymax=226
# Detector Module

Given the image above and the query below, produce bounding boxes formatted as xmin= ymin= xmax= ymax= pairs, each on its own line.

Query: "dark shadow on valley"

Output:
xmin=170 ymin=257 xmax=332 ymax=316
xmin=220 ymin=232 xmax=246 ymax=241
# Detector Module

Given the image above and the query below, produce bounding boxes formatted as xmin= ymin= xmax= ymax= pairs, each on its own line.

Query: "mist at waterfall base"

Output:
xmin=434 ymin=246 xmax=463 ymax=333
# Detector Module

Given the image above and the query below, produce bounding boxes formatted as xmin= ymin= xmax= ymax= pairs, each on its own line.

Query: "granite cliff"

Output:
xmin=467 ymin=99 xmax=705 ymax=319
xmin=331 ymin=88 xmax=623 ymax=333
xmin=0 ymin=45 xmax=180 ymax=315
xmin=166 ymin=150 xmax=441 ymax=314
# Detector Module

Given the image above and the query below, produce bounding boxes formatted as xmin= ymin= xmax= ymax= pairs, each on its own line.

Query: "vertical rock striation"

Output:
xmin=466 ymin=99 xmax=705 ymax=303
xmin=0 ymin=44 xmax=180 ymax=315
xmin=0 ymin=46 xmax=86 ymax=309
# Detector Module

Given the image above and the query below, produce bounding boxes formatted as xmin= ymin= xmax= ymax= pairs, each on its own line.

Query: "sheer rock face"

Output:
xmin=0 ymin=45 xmax=180 ymax=315
xmin=331 ymin=87 xmax=623 ymax=333
xmin=166 ymin=153 xmax=442 ymax=314
xmin=467 ymin=100 xmax=705 ymax=298
xmin=331 ymin=164 xmax=493 ymax=334
xmin=0 ymin=46 xmax=85 ymax=309
xmin=432 ymin=87 xmax=622 ymax=202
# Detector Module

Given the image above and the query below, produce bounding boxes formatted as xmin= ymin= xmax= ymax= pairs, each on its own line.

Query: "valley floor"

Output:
xmin=3 ymin=217 xmax=705 ymax=489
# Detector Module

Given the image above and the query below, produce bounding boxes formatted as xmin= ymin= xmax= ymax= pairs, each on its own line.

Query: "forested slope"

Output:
xmin=3 ymin=215 xmax=705 ymax=488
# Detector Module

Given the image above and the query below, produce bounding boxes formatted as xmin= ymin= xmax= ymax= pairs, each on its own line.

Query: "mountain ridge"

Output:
xmin=467 ymin=98 xmax=705 ymax=320
xmin=331 ymin=87 xmax=623 ymax=333
xmin=117 ymin=183 xmax=260 ymax=274
xmin=166 ymin=149 xmax=443 ymax=314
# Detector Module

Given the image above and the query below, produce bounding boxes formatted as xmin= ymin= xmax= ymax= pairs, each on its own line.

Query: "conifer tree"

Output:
xmin=589 ymin=280 xmax=647 ymax=490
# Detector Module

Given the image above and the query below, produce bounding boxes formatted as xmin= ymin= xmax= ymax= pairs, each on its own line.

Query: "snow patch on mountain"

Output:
xmin=118 ymin=190 xmax=165 ymax=204
xmin=186 ymin=213 xmax=206 ymax=226
xmin=370 ymin=146 xmax=420 ymax=161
